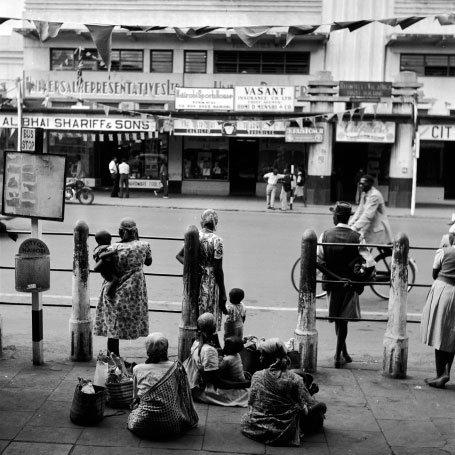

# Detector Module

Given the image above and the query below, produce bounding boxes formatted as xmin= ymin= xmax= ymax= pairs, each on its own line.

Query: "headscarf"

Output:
xmin=259 ymin=337 xmax=290 ymax=375
xmin=145 ymin=332 xmax=168 ymax=363
xmin=119 ymin=217 xmax=138 ymax=242
xmin=200 ymin=209 xmax=218 ymax=230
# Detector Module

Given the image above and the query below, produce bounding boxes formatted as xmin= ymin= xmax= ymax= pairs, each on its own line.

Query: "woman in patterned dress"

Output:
xmin=94 ymin=217 xmax=152 ymax=356
xmin=177 ymin=209 xmax=227 ymax=340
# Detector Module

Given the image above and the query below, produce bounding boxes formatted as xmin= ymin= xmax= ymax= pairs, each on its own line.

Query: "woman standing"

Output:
xmin=128 ymin=332 xmax=198 ymax=437
xmin=177 ymin=209 xmax=227 ymax=335
xmin=241 ymin=338 xmax=326 ymax=446
xmin=421 ymin=233 xmax=455 ymax=388
xmin=94 ymin=217 xmax=152 ymax=356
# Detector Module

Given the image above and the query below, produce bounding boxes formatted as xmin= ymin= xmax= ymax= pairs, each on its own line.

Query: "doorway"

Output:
xmin=229 ymin=139 xmax=259 ymax=195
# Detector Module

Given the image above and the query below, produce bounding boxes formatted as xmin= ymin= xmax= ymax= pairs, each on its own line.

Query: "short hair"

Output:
xmin=223 ymin=336 xmax=244 ymax=355
xmin=95 ymin=230 xmax=112 ymax=245
xmin=361 ymin=174 xmax=375 ymax=184
xmin=229 ymin=288 xmax=245 ymax=304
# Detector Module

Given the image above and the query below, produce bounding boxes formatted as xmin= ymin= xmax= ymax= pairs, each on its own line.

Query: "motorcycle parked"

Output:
xmin=65 ymin=178 xmax=94 ymax=205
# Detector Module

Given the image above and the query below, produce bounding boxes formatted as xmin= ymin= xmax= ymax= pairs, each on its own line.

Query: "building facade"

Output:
xmin=2 ymin=0 xmax=454 ymax=206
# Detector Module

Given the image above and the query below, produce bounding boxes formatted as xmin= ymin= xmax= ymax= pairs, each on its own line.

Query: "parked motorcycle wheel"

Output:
xmin=65 ymin=187 xmax=74 ymax=200
xmin=77 ymin=188 xmax=94 ymax=205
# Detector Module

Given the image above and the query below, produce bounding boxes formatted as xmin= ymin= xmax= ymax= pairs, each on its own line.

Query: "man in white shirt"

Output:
xmin=118 ymin=158 xmax=130 ymax=198
xmin=263 ymin=168 xmax=284 ymax=210
xmin=109 ymin=156 xmax=119 ymax=197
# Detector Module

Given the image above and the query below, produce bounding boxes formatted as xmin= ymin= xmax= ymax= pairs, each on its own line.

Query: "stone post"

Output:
xmin=178 ymin=225 xmax=200 ymax=362
xmin=383 ymin=233 xmax=409 ymax=378
xmin=69 ymin=220 xmax=93 ymax=361
xmin=294 ymin=229 xmax=318 ymax=373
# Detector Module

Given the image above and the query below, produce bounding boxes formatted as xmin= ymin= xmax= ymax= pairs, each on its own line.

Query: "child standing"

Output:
xmin=218 ymin=336 xmax=246 ymax=382
xmin=224 ymin=288 xmax=246 ymax=340
xmin=93 ymin=230 xmax=119 ymax=298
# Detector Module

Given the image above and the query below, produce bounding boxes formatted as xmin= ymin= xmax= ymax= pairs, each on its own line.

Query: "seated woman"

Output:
xmin=184 ymin=313 xmax=251 ymax=407
xmin=127 ymin=333 xmax=198 ymax=438
xmin=241 ymin=338 xmax=327 ymax=447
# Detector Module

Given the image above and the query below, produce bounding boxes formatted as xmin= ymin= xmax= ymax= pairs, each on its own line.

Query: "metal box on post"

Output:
xmin=15 ymin=238 xmax=50 ymax=292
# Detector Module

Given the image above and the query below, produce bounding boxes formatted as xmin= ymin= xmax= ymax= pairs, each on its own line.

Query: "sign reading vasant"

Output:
xmin=234 ymin=86 xmax=294 ymax=112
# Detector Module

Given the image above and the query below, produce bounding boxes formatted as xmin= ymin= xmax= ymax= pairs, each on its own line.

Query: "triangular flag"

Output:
xmin=117 ymin=133 xmax=122 ymax=142
xmin=310 ymin=116 xmax=317 ymax=128
xmin=120 ymin=25 xmax=167 ymax=32
xmin=91 ymin=134 xmax=96 ymax=141
xmin=174 ymin=26 xmax=219 ymax=40
xmin=0 ymin=18 xmax=10 ymax=27
xmin=349 ymin=108 xmax=357 ymax=120
xmin=33 ymin=21 xmax=62 ymax=42
xmin=436 ymin=14 xmax=455 ymax=25
xmin=377 ymin=16 xmax=425 ymax=29
xmin=99 ymin=134 xmax=104 ymax=142
xmin=82 ymin=134 xmax=87 ymax=142
xmin=108 ymin=134 xmax=113 ymax=141
xmin=295 ymin=118 xmax=303 ymax=128
xmin=132 ymin=133 xmax=137 ymax=141
xmin=336 ymin=111 xmax=345 ymax=122
xmin=372 ymin=103 xmax=379 ymax=118
xmin=103 ymin=105 xmax=110 ymax=117
xmin=42 ymin=94 xmax=50 ymax=108
xmin=330 ymin=20 xmax=371 ymax=33
xmin=85 ymin=24 xmax=115 ymax=71
xmin=10 ymin=128 xmax=16 ymax=137
xmin=140 ymin=132 xmax=145 ymax=140
xmin=58 ymin=132 xmax=63 ymax=140
xmin=325 ymin=113 xmax=336 ymax=121
xmin=233 ymin=26 xmax=271 ymax=47
xmin=358 ymin=107 xmax=366 ymax=121
xmin=285 ymin=25 xmax=319 ymax=47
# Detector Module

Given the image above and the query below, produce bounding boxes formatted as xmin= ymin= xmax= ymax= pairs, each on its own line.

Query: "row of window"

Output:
xmin=50 ymin=49 xmax=311 ymax=74
xmin=400 ymin=54 xmax=455 ymax=77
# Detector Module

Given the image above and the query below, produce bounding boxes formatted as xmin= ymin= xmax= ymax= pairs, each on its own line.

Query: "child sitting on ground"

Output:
xmin=218 ymin=336 xmax=246 ymax=382
xmin=93 ymin=230 xmax=119 ymax=298
xmin=224 ymin=288 xmax=246 ymax=340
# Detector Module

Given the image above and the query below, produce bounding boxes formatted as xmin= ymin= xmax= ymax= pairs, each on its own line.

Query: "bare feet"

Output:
xmin=425 ymin=375 xmax=449 ymax=389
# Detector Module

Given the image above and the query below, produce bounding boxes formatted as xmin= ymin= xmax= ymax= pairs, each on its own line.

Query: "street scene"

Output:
xmin=2 ymin=0 xmax=455 ymax=453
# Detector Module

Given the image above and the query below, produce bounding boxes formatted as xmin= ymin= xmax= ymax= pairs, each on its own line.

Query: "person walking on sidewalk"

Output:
xmin=317 ymin=201 xmax=374 ymax=368
xmin=263 ymin=167 xmax=284 ymax=210
xmin=349 ymin=174 xmax=392 ymax=246
xmin=109 ymin=156 xmax=119 ymax=198
xmin=279 ymin=167 xmax=292 ymax=211
xmin=421 ymin=232 xmax=455 ymax=389
xmin=118 ymin=158 xmax=130 ymax=198
xmin=154 ymin=157 xmax=169 ymax=199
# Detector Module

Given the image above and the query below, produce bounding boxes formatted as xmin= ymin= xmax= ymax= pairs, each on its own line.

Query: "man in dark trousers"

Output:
xmin=317 ymin=201 xmax=374 ymax=368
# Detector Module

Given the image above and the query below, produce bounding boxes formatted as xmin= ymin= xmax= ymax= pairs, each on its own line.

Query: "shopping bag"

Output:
xmin=70 ymin=378 xmax=106 ymax=426
xmin=94 ymin=359 xmax=109 ymax=387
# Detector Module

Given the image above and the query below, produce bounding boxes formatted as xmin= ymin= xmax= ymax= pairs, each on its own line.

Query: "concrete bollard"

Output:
xmin=294 ymin=229 xmax=318 ymax=373
xmin=383 ymin=233 xmax=409 ymax=379
xmin=178 ymin=225 xmax=200 ymax=362
xmin=69 ymin=220 xmax=93 ymax=362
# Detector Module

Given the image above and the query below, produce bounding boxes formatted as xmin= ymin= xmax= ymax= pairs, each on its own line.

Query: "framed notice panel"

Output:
xmin=2 ymin=151 xmax=67 ymax=221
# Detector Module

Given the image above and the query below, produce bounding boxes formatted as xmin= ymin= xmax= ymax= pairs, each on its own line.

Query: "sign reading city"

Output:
xmin=285 ymin=127 xmax=324 ymax=143
xmin=418 ymin=124 xmax=455 ymax=141
xmin=175 ymin=87 xmax=234 ymax=111
xmin=339 ymin=81 xmax=392 ymax=99
xmin=234 ymin=86 xmax=294 ymax=112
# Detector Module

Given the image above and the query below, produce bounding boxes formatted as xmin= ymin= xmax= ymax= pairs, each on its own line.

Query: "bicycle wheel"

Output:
xmin=370 ymin=253 xmax=416 ymax=300
xmin=291 ymin=257 xmax=326 ymax=299
xmin=77 ymin=188 xmax=94 ymax=205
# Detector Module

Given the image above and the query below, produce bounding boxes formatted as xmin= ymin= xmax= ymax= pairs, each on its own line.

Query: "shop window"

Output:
xmin=127 ymin=135 xmax=168 ymax=180
xmin=50 ymin=48 xmax=143 ymax=71
xmin=150 ymin=50 xmax=173 ymax=72
xmin=400 ymin=53 xmax=455 ymax=77
xmin=214 ymin=51 xmax=310 ymax=74
xmin=182 ymin=137 xmax=228 ymax=180
xmin=184 ymin=51 xmax=207 ymax=73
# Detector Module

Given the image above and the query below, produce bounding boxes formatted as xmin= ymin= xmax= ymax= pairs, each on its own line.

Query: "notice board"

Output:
xmin=2 ymin=151 xmax=67 ymax=221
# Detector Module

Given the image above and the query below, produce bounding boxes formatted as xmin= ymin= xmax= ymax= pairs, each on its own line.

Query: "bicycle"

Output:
xmin=291 ymin=246 xmax=417 ymax=300
xmin=65 ymin=178 xmax=95 ymax=205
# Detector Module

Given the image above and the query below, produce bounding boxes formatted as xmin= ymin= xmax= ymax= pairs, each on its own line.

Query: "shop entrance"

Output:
xmin=229 ymin=139 xmax=258 ymax=195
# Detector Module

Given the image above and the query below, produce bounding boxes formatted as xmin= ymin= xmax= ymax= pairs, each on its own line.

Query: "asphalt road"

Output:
xmin=0 ymin=204 xmax=441 ymax=318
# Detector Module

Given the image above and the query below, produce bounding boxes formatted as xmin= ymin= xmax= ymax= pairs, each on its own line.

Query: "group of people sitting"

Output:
xmin=127 ymin=312 xmax=327 ymax=446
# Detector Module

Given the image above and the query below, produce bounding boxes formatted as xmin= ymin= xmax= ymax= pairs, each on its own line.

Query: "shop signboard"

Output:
xmin=234 ymin=86 xmax=294 ymax=112
xmin=174 ymin=119 xmax=287 ymax=137
xmin=285 ymin=127 xmax=324 ymax=143
xmin=0 ymin=114 xmax=156 ymax=132
xmin=336 ymin=121 xmax=396 ymax=143
xmin=2 ymin=151 xmax=66 ymax=221
xmin=129 ymin=180 xmax=162 ymax=189
xmin=175 ymin=87 xmax=234 ymax=111
xmin=339 ymin=81 xmax=392 ymax=99
xmin=418 ymin=124 xmax=455 ymax=141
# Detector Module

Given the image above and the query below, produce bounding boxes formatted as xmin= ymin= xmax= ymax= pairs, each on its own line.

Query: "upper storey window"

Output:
xmin=400 ymin=54 xmax=455 ymax=77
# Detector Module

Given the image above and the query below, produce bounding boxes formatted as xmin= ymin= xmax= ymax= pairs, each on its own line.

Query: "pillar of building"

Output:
xmin=305 ymin=71 xmax=337 ymax=205
xmin=389 ymin=72 xmax=422 ymax=208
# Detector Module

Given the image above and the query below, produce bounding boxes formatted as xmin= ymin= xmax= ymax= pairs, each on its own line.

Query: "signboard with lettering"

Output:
xmin=418 ymin=124 xmax=455 ymax=141
xmin=336 ymin=121 xmax=396 ymax=143
xmin=2 ymin=151 xmax=66 ymax=221
xmin=18 ymin=238 xmax=50 ymax=256
xmin=234 ymin=86 xmax=294 ymax=112
xmin=175 ymin=87 xmax=234 ymax=111
xmin=21 ymin=128 xmax=36 ymax=151
xmin=285 ymin=127 xmax=324 ymax=143
xmin=339 ymin=81 xmax=392 ymax=99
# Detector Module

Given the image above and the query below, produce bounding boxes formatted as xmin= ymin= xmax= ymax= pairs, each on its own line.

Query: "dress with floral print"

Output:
xmin=95 ymin=240 xmax=152 ymax=339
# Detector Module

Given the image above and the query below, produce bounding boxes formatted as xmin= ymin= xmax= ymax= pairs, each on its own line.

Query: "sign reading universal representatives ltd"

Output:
xmin=234 ymin=86 xmax=294 ymax=112
xmin=175 ymin=88 xmax=234 ymax=110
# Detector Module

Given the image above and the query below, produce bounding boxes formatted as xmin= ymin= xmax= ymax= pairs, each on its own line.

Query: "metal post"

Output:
xmin=383 ymin=233 xmax=409 ymax=378
xmin=294 ymin=229 xmax=318 ymax=373
xmin=178 ymin=225 xmax=200 ymax=362
xmin=69 ymin=220 xmax=93 ymax=361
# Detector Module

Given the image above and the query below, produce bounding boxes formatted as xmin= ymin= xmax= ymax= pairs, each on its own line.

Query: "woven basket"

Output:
xmin=106 ymin=380 xmax=133 ymax=408
xmin=70 ymin=384 xmax=106 ymax=426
